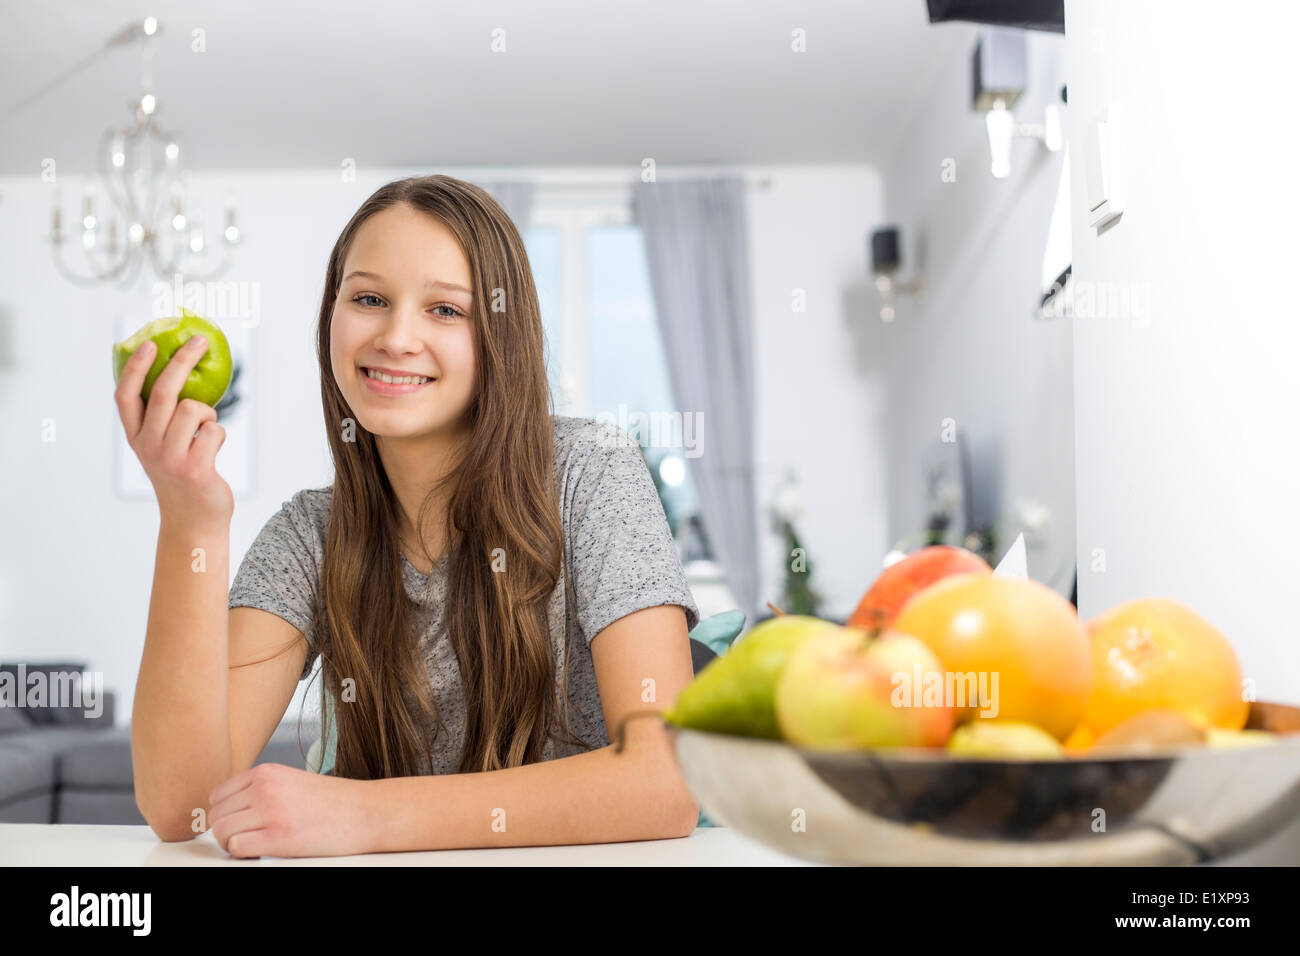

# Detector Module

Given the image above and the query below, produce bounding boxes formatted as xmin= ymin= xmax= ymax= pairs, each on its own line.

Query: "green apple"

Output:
xmin=112 ymin=308 xmax=232 ymax=406
xmin=946 ymin=720 xmax=1064 ymax=759
xmin=775 ymin=629 xmax=955 ymax=750
xmin=662 ymin=615 xmax=843 ymax=739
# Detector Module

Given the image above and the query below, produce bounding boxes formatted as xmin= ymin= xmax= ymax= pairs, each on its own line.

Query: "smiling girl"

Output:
xmin=121 ymin=175 xmax=702 ymax=857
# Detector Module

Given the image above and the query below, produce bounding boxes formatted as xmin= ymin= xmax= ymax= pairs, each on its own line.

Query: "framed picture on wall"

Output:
xmin=112 ymin=312 xmax=255 ymax=500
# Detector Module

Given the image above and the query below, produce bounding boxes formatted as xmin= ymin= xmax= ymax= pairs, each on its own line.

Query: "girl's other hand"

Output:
xmin=208 ymin=763 xmax=377 ymax=858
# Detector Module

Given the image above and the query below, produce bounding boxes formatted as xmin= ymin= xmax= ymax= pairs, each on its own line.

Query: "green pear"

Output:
xmin=663 ymin=615 xmax=843 ymax=739
xmin=946 ymin=720 xmax=1064 ymax=759
xmin=113 ymin=308 xmax=233 ymax=406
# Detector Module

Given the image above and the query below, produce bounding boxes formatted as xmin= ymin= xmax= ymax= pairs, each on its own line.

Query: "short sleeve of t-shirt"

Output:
xmin=564 ymin=422 xmax=701 ymax=643
xmin=228 ymin=490 xmax=322 ymax=682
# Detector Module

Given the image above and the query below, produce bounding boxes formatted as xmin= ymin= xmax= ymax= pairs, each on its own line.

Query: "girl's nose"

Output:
xmin=372 ymin=302 xmax=425 ymax=354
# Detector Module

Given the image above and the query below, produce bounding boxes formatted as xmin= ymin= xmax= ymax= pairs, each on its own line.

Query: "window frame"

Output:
xmin=529 ymin=188 xmax=632 ymax=418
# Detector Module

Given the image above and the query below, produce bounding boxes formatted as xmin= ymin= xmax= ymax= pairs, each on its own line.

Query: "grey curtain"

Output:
xmin=475 ymin=180 xmax=536 ymax=233
xmin=633 ymin=178 xmax=759 ymax=628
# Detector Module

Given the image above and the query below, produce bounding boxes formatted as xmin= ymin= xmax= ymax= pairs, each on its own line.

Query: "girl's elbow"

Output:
xmin=137 ymin=794 xmax=203 ymax=843
xmin=144 ymin=813 xmax=202 ymax=844
xmin=668 ymin=794 xmax=701 ymax=838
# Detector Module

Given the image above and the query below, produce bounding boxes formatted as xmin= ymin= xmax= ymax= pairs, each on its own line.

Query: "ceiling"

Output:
xmin=0 ymin=0 xmax=977 ymax=176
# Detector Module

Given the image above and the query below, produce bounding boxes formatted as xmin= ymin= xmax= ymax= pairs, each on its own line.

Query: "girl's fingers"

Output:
xmin=161 ymin=399 xmax=218 ymax=466
xmin=140 ymin=335 xmax=209 ymax=444
xmin=209 ymin=769 xmax=256 ymax=808
xmin=209 ymin=805 xmax=265 ymax=854
xmin=113 ymin=340 xmax=157 ymax=441
xmin=189 ymin=420 xmax=227 ymax=473
xmin=210 ymin=804 xmax=261 ymax=832
xmin=225 ymin=828 xmax=269 ymax=859
xmin=208 ymin=782 xmax=256 ymax=827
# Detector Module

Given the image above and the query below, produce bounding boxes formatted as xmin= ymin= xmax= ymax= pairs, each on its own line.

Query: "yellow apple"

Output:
xmin=775 ymin=628 xmax=955 ymax=750
xmin=946 ymin=720 xmax=1064 ymax=759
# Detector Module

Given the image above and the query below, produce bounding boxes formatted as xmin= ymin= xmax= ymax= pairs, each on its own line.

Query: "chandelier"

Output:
xmin=48 ymin=17 xmax=241 ymax=288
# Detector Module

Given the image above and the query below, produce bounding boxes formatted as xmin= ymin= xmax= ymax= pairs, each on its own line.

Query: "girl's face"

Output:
xmin=330 ymin=203 xmax=477 ymax=441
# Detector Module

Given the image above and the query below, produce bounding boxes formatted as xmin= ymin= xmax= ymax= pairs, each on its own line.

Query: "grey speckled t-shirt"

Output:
xmin=228 ymin=414 xmax=700 ymax=774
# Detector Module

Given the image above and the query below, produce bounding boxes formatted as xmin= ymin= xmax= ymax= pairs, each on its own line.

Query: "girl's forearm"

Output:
xmin=131 ymin=517 xmax=233 ymax=838
xmin=362 ymin=728 xmax=699 ymax=851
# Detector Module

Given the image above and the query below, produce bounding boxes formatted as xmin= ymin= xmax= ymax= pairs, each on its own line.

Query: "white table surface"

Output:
xmin=0 ymin=823 xmax=820 ymax=866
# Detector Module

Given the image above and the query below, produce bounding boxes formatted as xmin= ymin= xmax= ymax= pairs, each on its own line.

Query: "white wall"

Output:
xmin=0 ymin=163 xmax=885 ymax=724
xmin=1064 ymin=0 xmax=1300 ymax=866
xmin=748 ymin=165 xmax=889 ymax=623
xmin=876 ymin=29 xmax=1075 ymax=593
xmin=0 ymin=168 xmax=359 ymax=730
xmin=1065 ymin=0 xmax=1300 ymax=702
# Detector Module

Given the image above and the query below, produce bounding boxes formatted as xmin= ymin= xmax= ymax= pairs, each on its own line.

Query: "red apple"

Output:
xmin=847 ymin=545 xmax=991 ymax=633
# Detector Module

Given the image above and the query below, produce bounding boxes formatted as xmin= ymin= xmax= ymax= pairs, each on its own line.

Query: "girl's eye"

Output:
xmin=351 ymin=294 xmax=463 ymax=321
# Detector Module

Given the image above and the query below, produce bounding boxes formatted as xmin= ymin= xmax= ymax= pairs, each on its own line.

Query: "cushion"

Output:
xmin=0 ymin=705 xmax=33 ymax=735
xmin=0 ymin=732 xmax=59 ymax=808
xmin=60 ymin=727 xmax=134 ymax=788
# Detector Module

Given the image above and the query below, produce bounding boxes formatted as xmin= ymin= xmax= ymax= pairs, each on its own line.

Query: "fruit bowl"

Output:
xmin=667 ymin=701 xmax=1300 ymax=865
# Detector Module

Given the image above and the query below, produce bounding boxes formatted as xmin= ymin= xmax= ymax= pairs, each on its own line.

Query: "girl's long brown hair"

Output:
xmin=306 ymin=175 xmax=593 ymax=778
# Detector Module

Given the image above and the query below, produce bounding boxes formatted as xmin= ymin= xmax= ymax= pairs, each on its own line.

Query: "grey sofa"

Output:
xmin=0 ymin=679 xmax=319 ymax=825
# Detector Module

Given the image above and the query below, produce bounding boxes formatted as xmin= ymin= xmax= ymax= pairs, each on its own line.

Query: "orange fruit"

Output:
xmin=890 ymin=574 xmax=1092 ymax=741
xmin=1080 ymin=598 xmax=1248 ymax=737
xmin=1062 ymin=723 xmax=1096 ymax=753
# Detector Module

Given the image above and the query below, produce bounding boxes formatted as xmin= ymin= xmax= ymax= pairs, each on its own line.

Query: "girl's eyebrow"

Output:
xmin=342 ymin=270 xmax=472 ymax=295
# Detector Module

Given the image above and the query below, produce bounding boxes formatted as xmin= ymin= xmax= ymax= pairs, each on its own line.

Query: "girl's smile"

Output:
xmin=360 ymin=365 xmax=438 ymax=395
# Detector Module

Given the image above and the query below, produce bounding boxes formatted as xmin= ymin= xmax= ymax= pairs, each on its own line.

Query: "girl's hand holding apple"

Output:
xmin=113 ymin=330 xmax=234 ymax=527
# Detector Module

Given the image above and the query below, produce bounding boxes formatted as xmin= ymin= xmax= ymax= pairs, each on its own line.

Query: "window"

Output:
xmin=522 ymin=225 xmax=563 ymax=403
xmin=525 ymin=194 xmax=714 ymax=565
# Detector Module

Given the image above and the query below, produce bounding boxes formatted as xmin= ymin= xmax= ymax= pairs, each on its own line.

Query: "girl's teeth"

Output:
xmin=366 ymin=368 xmax=432 ymax=385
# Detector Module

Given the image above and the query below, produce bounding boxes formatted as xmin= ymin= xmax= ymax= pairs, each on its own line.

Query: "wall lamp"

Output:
xmin=973 ymin=27 xmax=1062 ymax=179
xmin=870 ymin=227 xmax=922 ymax=323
